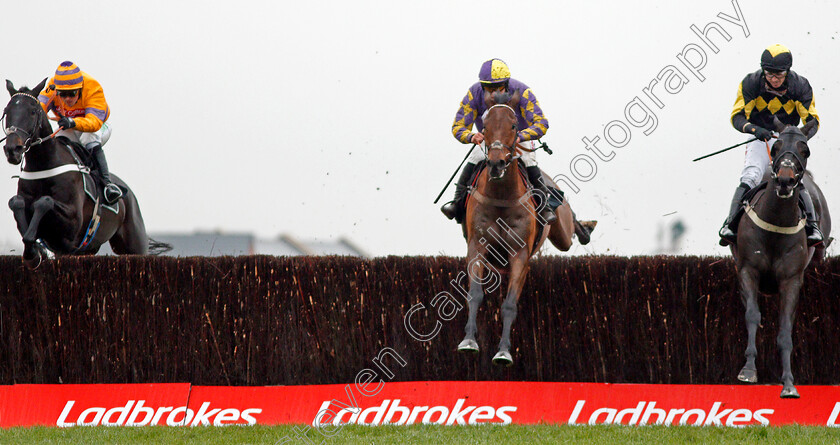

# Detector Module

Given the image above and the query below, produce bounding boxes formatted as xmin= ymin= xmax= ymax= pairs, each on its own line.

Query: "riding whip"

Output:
xmin=692 ymin=138 xmax=758 ymax=162
xmin=434 ymin=143 xmax=477 ymax=204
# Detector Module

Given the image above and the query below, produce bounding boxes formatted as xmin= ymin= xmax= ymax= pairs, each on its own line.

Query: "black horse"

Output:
xmin=4 ymin=79 xmax=166 ymax=267
xmin=731 ymin=118 xmax=832 ymax=398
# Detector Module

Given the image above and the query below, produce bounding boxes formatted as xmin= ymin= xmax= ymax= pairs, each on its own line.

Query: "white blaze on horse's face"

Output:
xmin=773 ymin=158 xmax=799 ymax=199
xmin=483 ymin=104 xmax=518 ymax=181
xmin=486 ymin=141 xmax=511 ymax=180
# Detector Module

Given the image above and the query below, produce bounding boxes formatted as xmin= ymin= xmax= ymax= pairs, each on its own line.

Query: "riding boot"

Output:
xmin=718 ymin=183 xmax=750 ymax=246
xmin=526 ymin=166 xmax=557 ymax=225
xmin=87 ymin=142 xmax=123 ymax=205
xmin=799 ymin=188 xmax=824 ymax=247
xmin=441 ymin=162 xmax=477 ymax=223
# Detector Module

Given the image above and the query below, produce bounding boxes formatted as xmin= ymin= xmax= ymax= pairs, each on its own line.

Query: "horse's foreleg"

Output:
xmin=493 ymin=253 xmax=530 ymax=366
xmin=21 ymin=196 xmax=55 ymax=243
xmin=9 ymin=195 xmax=29 ymax=236
xmin=457 ymin=260 xmax=486 ymax=354
xmin=737 ymin=267 xmax=761 ymax=383
xmin=17 ymin=196 xmax=55 ymax=268
xmin=777 ymin=277 xmax=802 ymax=398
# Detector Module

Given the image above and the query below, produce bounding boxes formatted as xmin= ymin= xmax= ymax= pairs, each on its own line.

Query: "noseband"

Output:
xmin=770 ymin=150 xmax=804 ymax=198
xmin=2 ymin=93 xmax=52 ymax=152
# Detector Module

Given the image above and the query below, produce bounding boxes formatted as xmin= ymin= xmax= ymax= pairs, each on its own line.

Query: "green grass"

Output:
xmin=1 ymin=424 xmax=840 ymax=444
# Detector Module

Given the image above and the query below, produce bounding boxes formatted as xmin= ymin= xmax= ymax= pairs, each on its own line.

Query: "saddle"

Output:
xmin=55 ymin=136 xmax=125 ymax=212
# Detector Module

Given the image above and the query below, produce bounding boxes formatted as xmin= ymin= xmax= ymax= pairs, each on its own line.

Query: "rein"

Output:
xmin=483 ymin=104 xmax=552 ymax=155
xmin=748 ymin=140 xmax=808 ymax=234
xmin=2 ymin=93 xmax=59 ymax=150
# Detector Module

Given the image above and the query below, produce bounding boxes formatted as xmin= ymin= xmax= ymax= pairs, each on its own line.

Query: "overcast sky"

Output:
xmin=2 ymin=0 xmax=838 ymax=257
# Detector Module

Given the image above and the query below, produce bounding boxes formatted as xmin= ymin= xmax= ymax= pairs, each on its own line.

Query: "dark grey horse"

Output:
xmin=4 ymin=80 xmax=168 ymax=267
xmin=731 ymin=118 xmax=832 ymax=398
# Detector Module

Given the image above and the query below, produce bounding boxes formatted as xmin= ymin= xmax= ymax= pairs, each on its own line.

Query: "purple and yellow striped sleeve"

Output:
xmin=517 ymin=89 xmax=548 ymax=141
xmin=452 ymin=90 xmax=478 ymax=144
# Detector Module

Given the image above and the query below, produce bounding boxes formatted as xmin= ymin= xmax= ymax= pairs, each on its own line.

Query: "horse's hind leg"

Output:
xmin=548 ymin=202 xmax=574 ymax=251
xmin=778 ymin=277 xmax=802 ymax=398
xmin=109 ymin=191 xmax=149 ymax=254
xmin=737 ymin=267 xmax=761 ymax=383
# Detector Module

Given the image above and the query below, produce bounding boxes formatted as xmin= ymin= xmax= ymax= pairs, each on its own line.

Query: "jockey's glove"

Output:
xmin=58 ymin=117 xmax=76 ymax=130
xmin=744 ymin=123 xmax=772 ymax=142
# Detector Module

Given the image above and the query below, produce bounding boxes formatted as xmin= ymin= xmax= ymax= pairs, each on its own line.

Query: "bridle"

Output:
xmin=2 ymin=92 xmax=56 ymax=153
xmin=483 ymin=104 xmax=520 ymax=173
xmin=770 ymin=143 xmax=806 ymax=198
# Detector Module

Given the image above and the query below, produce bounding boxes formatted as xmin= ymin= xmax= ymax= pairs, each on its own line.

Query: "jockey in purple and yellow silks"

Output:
xmin=38 ymin=61 xmax=122 ymax=204
xmin=442 ymin=58 xmax=555 ymax=224
xmin=718 ymin=45 xmax=823 ymax=247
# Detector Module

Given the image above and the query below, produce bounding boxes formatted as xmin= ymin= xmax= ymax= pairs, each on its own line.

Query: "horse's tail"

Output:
xmin=148 ymin=238 xmax=173 ymax=255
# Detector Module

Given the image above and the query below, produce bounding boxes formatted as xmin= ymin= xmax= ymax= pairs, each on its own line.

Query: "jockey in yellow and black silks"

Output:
xmin=719 ymin=44 xmax=822 ymax=246
xmin=442 ymin=58 xmax=555 ymax=224
xmin=38 ymin=61 xmax=122 ymax=204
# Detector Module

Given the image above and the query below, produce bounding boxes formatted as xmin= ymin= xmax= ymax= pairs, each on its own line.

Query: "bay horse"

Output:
xmin=3 ymin=79 xmax=166 ymax=267
xmin=732 ymin=117 xmax=831 ymax=398
xmin=456 ymin=90 xmax=596 ymax=366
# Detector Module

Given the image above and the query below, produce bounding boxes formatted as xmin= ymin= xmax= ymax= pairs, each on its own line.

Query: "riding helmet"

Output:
xmin=479 ymin=58 xmax=511 ymax=85
xmin=760 ymin=44 xmax=792 ymax=71
xmin=53 ymin=61 xmax=84 ymax=90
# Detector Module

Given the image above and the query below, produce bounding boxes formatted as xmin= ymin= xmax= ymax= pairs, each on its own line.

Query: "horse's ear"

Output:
xmin=801 ymin=118 xmax=818 ymax=140
xmin=772 ymin=116 xmax=787 ymax=133
xmin=5 ymin=80 xmax=16 ymax=97
xmin=32 ymin=78 xmax=47 ymax=96
xmin=484 ymin=90 xmax=496 ymax=107
xmin=797 ymin=141 xmax=811 ymax=159
xmin=508 ymin=89 xmax=521 ymax=109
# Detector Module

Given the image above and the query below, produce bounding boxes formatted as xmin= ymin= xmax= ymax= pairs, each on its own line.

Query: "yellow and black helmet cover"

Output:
xmin=760 ymin=44 xmax=792 ymax=71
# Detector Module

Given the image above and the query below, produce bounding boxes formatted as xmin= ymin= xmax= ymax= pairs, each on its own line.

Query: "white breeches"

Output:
xmin=739 ymin=136 xmax=776 ymax=189
xmin=57 ymin=121 xmax=112 ymax=148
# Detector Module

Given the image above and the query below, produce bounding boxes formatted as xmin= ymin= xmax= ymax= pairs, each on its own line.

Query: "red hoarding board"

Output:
xmin=0 ymin=384 xmax=191 ymax=427
xmin=2 ymin=382 xmax=840 ymax=427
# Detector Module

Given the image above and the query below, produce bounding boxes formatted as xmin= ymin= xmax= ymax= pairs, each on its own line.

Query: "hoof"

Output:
xmin=492 ymin=351 xmax=513 ymax=367
xmin=737 ymin=367 xmax=757 ymax=383
xmin=457 ymin=339 xmax=479 ymax=353
xmin=22 ymin=244 xmax=43 ymax=270
xmin=574 ymin=220 xmax=597 ymax=245
xmin=780 ymin=386 xmax=800 ymax=399
xmin=23 ymin=253 xmax=43 ymax=270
